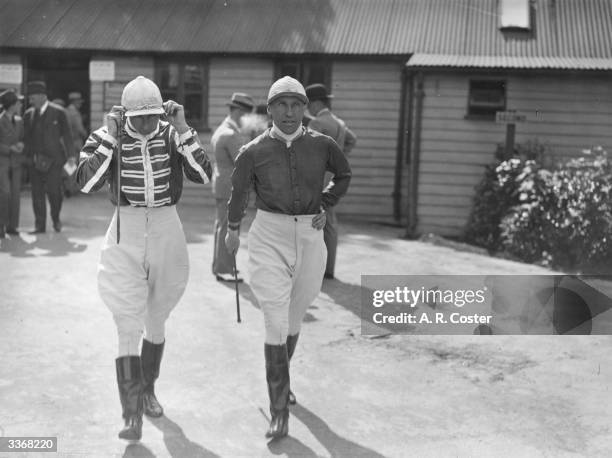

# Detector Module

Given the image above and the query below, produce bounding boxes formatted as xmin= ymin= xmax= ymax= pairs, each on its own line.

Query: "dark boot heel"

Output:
xmin=286 ymin=334 xmax=299 ymax=405
xmin=264 ymin=344 xmax=290 ymax=439
xmin=266 ymin=409 xmax=289 ymax=439
xmin=116 ymin=356 xmax=144 ymax=441
xmin=141 ymin=339 xmax=165 ymax=417
xmin=119 ymin=415 xmax=143 ymax=440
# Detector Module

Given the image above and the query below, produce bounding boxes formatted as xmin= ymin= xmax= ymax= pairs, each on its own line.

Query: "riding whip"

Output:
xmin=233 ymin=255 xmax=241 ymax=323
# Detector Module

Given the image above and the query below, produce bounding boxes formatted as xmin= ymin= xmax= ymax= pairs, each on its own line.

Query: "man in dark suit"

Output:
xmin=0 ymin=89 xmax=25 ymax=238
xmin=23 ymin=81 xmax=74 ymax=233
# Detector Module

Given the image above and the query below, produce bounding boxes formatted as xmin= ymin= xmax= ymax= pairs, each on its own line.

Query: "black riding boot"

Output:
xmin=286 ymin=333 xmax=299 ymax=405
xmin=141 ymin=339 xmax=165 ymax=417
xmin=264 ymin=344 xmax=290 ymax=439
xmin=115 ymin=356 xmax=144 ymax=441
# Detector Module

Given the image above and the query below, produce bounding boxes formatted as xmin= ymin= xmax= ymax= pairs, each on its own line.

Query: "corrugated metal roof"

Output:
xmin=406 ymin=54 xmax=612 ymax=70
xmin=1 ymin=0 xmax=611 ymax=63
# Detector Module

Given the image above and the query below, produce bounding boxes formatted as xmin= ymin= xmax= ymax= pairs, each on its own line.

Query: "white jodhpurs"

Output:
xmin=248 ymin=210 xmax=326 ymax=345
xmin=97 ymin=205 xmax=189 ymax=356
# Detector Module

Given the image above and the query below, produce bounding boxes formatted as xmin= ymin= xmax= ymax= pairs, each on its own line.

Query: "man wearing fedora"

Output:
xmin=23 ymin=81 xmax=74 ymax=233
xmin=211 ymin=92 xmax=254 ymax=282
xmin=225 ymin=76 xmax=351 ymax=439
xmin=0 ymin=89 xmax=25 ymax=238
xmin=305 ymin=83 xmax=357 ymax=280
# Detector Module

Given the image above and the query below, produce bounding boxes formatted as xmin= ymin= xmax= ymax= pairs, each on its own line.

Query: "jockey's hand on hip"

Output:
xmin=312 ymin=207 xmax=326 ymax=230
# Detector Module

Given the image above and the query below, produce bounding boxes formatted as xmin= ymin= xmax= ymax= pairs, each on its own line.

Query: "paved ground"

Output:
xmin=1 ymin=190 xmax=611 ymax=458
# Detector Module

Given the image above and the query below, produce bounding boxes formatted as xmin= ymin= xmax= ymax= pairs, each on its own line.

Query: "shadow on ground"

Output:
xmin=268 ymin=404 xmax=386 ymax=457
xmin=217 ymin=280 xmax=261 ymax=311
xmin=147 ymin=415 xmax=221 ymax=458
xmin=122 ymin=443 xmax=155 ymax=458
xmin=0 ymin=233 xmax=88 ymax=258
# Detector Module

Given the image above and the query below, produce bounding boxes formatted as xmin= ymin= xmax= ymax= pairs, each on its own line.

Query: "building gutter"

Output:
xmin=392 ymin=66 xmax=410 ymax=222
xmin=405 ymin=71 xmax=424 ymax=238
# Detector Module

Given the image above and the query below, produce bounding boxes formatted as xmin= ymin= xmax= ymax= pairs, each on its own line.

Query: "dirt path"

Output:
xmin=1 ymin=192 xmax=610 ymax=457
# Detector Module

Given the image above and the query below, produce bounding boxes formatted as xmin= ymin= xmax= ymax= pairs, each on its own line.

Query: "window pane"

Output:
xmin=184 ymin=93 xmax=202 ymax=121
xmin=160 ymin=91 xmax=178 ymax=105
xmin=184 ymin=64 xmax=202 ymax=91
xmin=468 ymin=80 xmax=505 ymax=118
xmin=159 ymin=63 xmax=180 ymax=90
xmin=304 ymin=62 xmax=327 ymax=86
xmin=278 ymin=62 xmax=300 ymax=79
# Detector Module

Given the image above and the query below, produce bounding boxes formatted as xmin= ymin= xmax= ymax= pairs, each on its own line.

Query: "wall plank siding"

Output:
xmin=416 ymin=72 xmax=612 ymax=237
xmin=332 ymin=61 xmax=403 ymax=221
xmin=208 ymin=58 xmax=273 ymax=130
xmin=0 ymin=53 xmax=22 ymax=91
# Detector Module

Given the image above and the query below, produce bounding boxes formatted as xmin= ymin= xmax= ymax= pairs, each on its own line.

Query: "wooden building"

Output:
xmin=1 ymin=0 xmax=611 ymax=236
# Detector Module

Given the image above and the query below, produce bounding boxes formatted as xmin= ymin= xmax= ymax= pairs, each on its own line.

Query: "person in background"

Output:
xmin=76 ymin=75 xmax=212 ymax=441
xmin=211 ymin=92 xmax=254 ymax=282
xmin=0 ymin=89 xmax=25 ymax=238
xmin=225 ymin=76 xmax=351 ymax=439
xmin=241 ymin=103 xmax=270 ymax=141
xmin=64 ymin=91 xmax=88 ymax=196
xmin=23 ymin=81 xmax=74 ymax=233
xmin=51 ymin=98 xmax=66 ymax=107
xmin=305 ymin=83 xmax=357 ymax=280
xmin=66 ymin=91 xmax=88 ymax=154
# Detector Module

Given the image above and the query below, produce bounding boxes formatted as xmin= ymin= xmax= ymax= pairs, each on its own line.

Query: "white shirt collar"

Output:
xmin=315 ymin=107 xmax=330 ymax=116
xmin=271 ymin=123 xmax=304 ymax=147
xmin=125 ymin=117 xmax=160 ymax=141
xmin=39 ymin=101 xmax=49 ymax=115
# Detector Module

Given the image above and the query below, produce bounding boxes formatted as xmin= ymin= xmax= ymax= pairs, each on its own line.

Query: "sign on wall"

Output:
xmin=89 ymin=60 xmax=115 ymax=81
xmin=496 ymin=110 xmax=527 ymax=124
xmin=103 ymin=81 xmax=128 ymax=111
xmin=0 ymin=64 xmax=23 ymax=85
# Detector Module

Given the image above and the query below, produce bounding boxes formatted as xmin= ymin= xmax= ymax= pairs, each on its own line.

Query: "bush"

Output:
xmin=465 ymin=141 xmax=551 ymax=252
xmin=501 ymin=146 xmax=612 ymax=271
xmin=464 ymin=158 xmax=522 ymax=251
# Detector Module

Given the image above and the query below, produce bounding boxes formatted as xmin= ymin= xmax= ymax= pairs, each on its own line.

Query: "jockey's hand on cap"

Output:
xmin=105 ymin=106 xmax=126 ymax=140
xmin=163 ymin=100 xmax=189 ymax=134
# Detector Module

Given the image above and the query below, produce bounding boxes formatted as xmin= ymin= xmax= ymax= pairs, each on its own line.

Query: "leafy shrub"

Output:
xmin=501 ymin=146 xmax=612 ymax=271
xmin=464 ymin=158 xmax=522 ymax=251
xmin=465 ymin=141 xmax=551 ymax=252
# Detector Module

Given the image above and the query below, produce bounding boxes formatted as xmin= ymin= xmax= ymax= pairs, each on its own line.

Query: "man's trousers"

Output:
xmin=97 ymin=205 xmax=189 ymax=356
xmin=248 ymin=210 xmax=326 ymax=345
xmin=323 ymin=207 xmax=338 ymax=277
xmin=30 ymin=164 xmax=63 ymax=231
xmin=0 ymin=163 xmax=21 ymax=231
xmin=212 ymin=198 xmax=233 ymax=275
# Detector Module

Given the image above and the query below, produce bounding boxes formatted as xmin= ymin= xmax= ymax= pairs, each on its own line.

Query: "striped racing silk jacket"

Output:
xmin=76 ymin=119 xmax=211 ymax=206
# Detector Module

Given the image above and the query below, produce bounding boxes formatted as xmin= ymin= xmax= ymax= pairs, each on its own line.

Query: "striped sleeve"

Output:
xmin=76 ymin=127 xmax=117 ymax=193
xmin=174 ymin=128 xmax=212 ymax=184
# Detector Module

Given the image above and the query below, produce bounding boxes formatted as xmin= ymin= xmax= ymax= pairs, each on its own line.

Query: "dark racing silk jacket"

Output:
xmin=76 ymin=119 xmax=212 ymax=206
xmin=228 ymin=127 xmax=351 ymax=230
